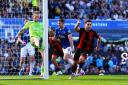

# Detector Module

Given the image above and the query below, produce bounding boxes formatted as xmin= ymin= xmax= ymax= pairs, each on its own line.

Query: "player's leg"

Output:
xmin=63 ymin=47 xmax=74 ymax=65
xmin=63 ymin=47 xmax=74 ymax=73
xmin=30 ymin=36 xmax=44 ymax=76
xmin=69 ymin=49 xmax=81 ymax=79
xmin=31 ymin=37 xmax=40 ymax=48
xmin=31 ymin=37 xmax=44 ymax=51
xmin=77 ymin=53 xmax=87 ymax=76
xmin=39 ymin=36 xmax=46 ymax=76
xmin=39 ymin=51 xmax=44 ymax=76
xmin=52 ymin=51 xmax=63 ymax=75
xmin=19 ymin=46 xmax=27 ymax=76
xmin=51 ymin=54 xmax=60 ymax=72
xmin=27 ymin=43 xmax=35 ymax=76
xmin=79 ymin=53 xmax=87 ymax=70
xmin=52 ymin=54 xmax=62 ymax=75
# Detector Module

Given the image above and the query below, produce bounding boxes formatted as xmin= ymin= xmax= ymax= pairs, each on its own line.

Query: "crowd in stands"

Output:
xmin=0 ymin=0 xmax=128 ymax=20
xmin=49 ymin=0 xmax=128 ymax=20
xmin=83 ymin=43 xmax=128 ymax=74
xmin=0 ymin=0 xmax=33 ymax=18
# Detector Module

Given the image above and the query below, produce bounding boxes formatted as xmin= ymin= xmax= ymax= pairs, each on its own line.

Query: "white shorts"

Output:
xmin=63 ymin=47 xmax=74 ymax=64
xmin=63 ymin=47 xmax=74 ymax=56
xmin=21 ymin=42 xmax=35 ymax=57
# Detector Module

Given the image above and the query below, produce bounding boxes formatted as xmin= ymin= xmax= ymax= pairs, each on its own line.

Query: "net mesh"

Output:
xmin=0 ymin=0 xmax=43 ymax=79
xmin=0 ymin=0 xmax=128 ymax=80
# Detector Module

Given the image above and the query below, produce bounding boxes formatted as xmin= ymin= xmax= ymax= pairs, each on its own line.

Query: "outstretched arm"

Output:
xmin=74 ymin=20 xmax=80 ymax=32
xmin=17 ymin=21 xmax=29 ymax=37
xmin=17 ymin=29 xmax=25 ymax=37
xmin=17 ymin=35 xmax=26 ymax=45
xmin=16 ymin=21 xmax=29 ymax=44
xmin=16 ymin=29 xmax=26 ymax=45
xmin=68 ymin=34 xmax=74 ymax=52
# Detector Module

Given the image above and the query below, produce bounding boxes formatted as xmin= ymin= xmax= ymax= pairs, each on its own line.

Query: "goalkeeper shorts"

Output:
xmin=30 ymin=37 xmax=45 ymax=51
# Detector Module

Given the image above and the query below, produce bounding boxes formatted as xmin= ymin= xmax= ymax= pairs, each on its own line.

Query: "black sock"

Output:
xmin=56 ymin=67 xmax=60 ymax=72
xmin=72 ymin=64 xmax=77 ymax=73
xmin=79 ymin=62 xmax=84 ymax=69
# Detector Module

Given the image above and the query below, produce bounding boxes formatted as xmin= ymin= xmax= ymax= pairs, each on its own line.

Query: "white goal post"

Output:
xmin=42 ymin=0 xmax=49 ymax=79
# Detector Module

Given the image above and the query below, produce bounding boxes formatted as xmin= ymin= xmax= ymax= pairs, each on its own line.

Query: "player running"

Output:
xmin=55 ymin=18 xmax=75 ymax=75
xmin=69 ymin=20 xmax=101 ymax=79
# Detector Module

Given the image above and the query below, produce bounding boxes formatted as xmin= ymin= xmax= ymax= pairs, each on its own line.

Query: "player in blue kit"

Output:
xmin=55 ymin=18 xmax=74 ymax=75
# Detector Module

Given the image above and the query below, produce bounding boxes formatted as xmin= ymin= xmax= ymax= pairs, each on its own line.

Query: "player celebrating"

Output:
xmin=69 ymin=20 xmax=101 ymax=79
xmin=55 ymin=18 xmax=74 ymax=75
xmin=17 ymin=8 xmax=45 ymax=77
xmin=48 ymin=28 xmax=64 ymax=74
xmin=17 ymin=18 xmax=35 ymax=76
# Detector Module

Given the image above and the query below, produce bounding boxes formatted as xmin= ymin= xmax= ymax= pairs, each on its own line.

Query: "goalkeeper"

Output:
xmin=17 ymin=18 xmax=35 ymax=76
xmin=17 ymin=10 xmax=45 ymax=76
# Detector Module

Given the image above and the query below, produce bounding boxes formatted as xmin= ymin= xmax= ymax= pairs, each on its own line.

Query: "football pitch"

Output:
xmin=0 ymin=75 xmax=127 ymax=85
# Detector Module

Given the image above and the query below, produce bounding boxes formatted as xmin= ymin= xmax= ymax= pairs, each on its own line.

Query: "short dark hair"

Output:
xmin=84 ymin=20 xmax=92 ymax=24
xmin=58 ymin=18 xmax=64 ymax=23
xmin=33 ymin=6 xmax=39 ymax=11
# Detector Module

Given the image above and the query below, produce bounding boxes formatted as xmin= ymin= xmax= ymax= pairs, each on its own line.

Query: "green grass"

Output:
xmin=0 ymin=75 xmax=128 ymax=85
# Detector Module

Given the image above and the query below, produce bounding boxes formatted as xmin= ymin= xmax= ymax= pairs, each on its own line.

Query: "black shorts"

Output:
xmin=74 ymin=48 xmax=93 ymax=61
xmin=52 ymin=51 xmax=64 ymax=57
xmin=97 ymin=66 xmax=103 ymax=70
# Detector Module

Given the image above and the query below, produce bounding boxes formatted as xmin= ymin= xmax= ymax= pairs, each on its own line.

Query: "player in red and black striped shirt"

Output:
xmin=69 ymin=20 xmax=101 ymax=79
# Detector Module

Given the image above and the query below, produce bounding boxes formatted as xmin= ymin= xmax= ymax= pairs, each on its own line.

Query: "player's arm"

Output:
xmin=68 ymin=34 xmax=74 ymax=52
xmin=16 ymin=22 xmax=30 ymax=45
xmin=17 ymin=29 xmax=25 ymax=37
xmin=53 ymin=36 xmax=61 ymax=43
xmin=74 ymin=20 xmax=80 ymax=32
xmin=17 ymin=35 xmax=26 ymax=45
xmin=17 ymin=22 xmax=29 ymax=37
xmin=54 ymin=30 xmax=61 ymax=42
xmin=93 ymin=30 xmax=101 ymax=51
xmin=16 ymin=28 xmax=26 ymax=45
xmin=96 ymin=34 xmax=101 ymax=51
xmin=67 ymin=29 xmax=74 ymax=51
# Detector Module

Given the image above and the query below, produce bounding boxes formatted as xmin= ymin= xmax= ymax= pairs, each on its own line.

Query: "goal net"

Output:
xmin=0 ymin=0 xmax=49 ymax=79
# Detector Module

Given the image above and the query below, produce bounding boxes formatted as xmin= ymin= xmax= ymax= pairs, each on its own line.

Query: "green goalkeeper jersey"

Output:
xmin=23 ymin=21 xmax=44 ymax=38
xmin=22 ymin=21 xmax=44 ymax=51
